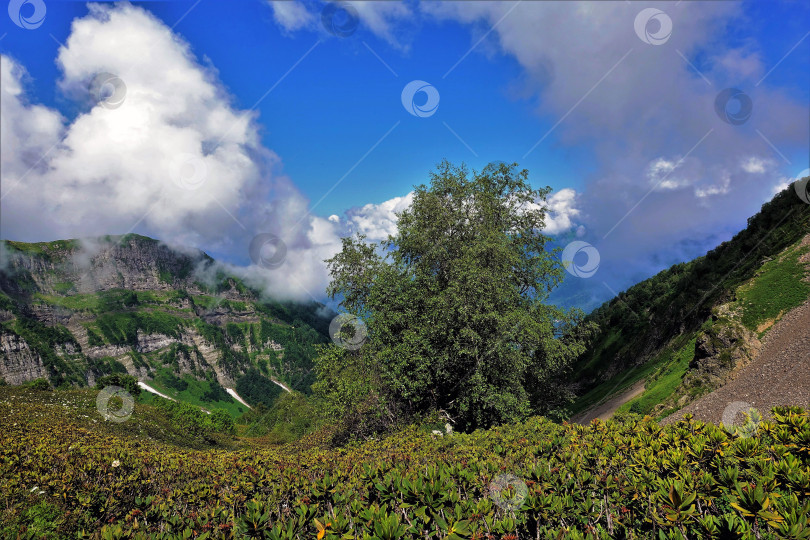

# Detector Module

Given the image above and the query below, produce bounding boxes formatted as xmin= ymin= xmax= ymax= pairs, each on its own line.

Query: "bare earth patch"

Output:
xmin=573 ymin=378 xmax=647 ymax=424
xmin=663 ymin=298 xmax=810 ymax=426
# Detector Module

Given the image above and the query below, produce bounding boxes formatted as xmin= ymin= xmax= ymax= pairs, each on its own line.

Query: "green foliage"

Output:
xmin=96 ymin=311 xmax=185 ymax=346
xmin=735 ymin=242 xmax=810 ymax=333
xmin=5 ymin=384 xmax=810 ymax=539
xmin=86 ymin=327 xmax=104 ymax=347
xmin=95 ymin=373 xmax=141 ymax=397
xmin=242 ymin=392 xmax=319 ymax=442
xmin=151 ymin=397 xmax=234 ymax=438
xmin=52 ymin=281 xmax=74 ymax=294
xmin=27 ymin=378 xmax=51 ymax=391
xmin=576 ymin=188 xmax=810 ymax=406
xmin=325 ymin=161 xmax=593 ymax=432
xmin=200 ymin=375 xmax=229 ymax=403
xmin=158 ymin=370 xmax=188 ymax=392
xmin=235 ymin=368 xmax=283 ymax=408
xmin=619 ymin=336 xmax=698 ymax=417
xmin=208 ymin=408 xmax=236 ymax=435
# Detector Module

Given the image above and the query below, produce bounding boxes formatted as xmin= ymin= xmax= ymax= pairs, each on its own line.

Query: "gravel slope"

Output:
xmin=662 ymin=298 xmax=810 ymax=426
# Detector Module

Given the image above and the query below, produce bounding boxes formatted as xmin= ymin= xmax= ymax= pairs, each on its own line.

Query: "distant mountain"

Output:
xmin=0 ymin=234 xmax=333 ymax=415
xmin=570 ymin=182 xmax=810 ymax=420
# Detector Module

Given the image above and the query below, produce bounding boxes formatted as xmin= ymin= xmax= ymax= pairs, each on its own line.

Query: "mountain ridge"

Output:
xmin=570 ymin=183 xmax=810 ymax=421
xmin=0 ymin=233 xmax=333 ymax=416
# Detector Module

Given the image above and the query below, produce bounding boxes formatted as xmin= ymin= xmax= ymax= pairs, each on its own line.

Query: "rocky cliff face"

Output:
xmin=0 ymin=235 xmax=328 ymax=398
xmin=0 ymin=332 xmax=48 ymax=385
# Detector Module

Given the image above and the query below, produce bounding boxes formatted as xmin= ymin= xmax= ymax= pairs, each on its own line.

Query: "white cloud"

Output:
xmin=741 ymin=156 xmax=770 ymax=174
xmin=695 ymin=171 xmax=731 ymax=198
xmin=266 ymin=0 xmax=413 ymax=48
xmin=268 ymin=1 xmax=316 ymax=33
xmin=0 ymin=4 xmax=331 ymax=301
xmin=542 ymin=188 xmax=580 ymax=234
xmin=0 ymin=58 xmax=64 ymax=189
xmin=423 ymin=1 xmax=808 ymax=268
xmin=345 ymin=191 xmax=414 ymax=240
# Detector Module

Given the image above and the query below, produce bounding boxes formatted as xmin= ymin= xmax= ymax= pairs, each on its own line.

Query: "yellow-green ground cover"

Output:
xmin=3 ymin=386 xmax=810 ymax=539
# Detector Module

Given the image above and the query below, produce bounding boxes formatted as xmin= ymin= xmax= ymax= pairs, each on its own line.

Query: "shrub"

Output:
xmin=208 ymin=409 xmax=235 ymax=435
xmin=28 ymin=378 xmax=51 ymax=391
xmin=95 ymin=373 xmax=141 ymax=396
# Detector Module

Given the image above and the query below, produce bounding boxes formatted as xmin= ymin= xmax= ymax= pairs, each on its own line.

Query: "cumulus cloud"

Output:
xmin=1 ymin=4 xmax=364 ymax=302
xmin=343 ymin=191 xmax=414 ymax=240
xmin=542 ymin=189 xmax=580 ymax=235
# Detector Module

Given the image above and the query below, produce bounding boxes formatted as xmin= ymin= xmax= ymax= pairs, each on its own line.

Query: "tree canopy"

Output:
xmin=318 ymin=161 xmax=592 ymax=433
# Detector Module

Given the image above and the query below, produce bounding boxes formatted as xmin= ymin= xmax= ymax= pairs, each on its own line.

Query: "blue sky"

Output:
xmin=1 ymin=0 xmax=809 ymax=310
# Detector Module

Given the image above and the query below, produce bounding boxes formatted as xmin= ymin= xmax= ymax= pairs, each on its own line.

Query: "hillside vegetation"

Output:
xmin=0 ymin=234 xmax=332 ymax=418
xmin=4 ymin=385 xmax=810 ymax=539
xmin=571 ymin=185 xmax=810 ymax=420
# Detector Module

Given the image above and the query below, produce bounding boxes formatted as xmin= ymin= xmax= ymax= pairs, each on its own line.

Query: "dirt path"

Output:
xmin=573 ymin=378 xmax=647 ymax=424
xmin=662 ymin=299 xmax=810 ymax=426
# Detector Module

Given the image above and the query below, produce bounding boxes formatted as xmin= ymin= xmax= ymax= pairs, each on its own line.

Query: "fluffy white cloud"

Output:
xmin=0 ymin=59 xmax=63 ymax=191
xmin=344 ymin=192 xmax=414 ymax=240
xmin=2 ymin=4 xmax=272 ymax=250
xmin=0 ymin=4 xmax=332 ymax=301
xmin=542 ymin=189 xmax=580 ymax=235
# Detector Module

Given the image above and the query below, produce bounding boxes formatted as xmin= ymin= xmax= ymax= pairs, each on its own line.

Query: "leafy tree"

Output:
xmin=95 ymin=373 xmax=141 ymax=397
xmin=322 ymin=161 xmax=593 ymax=432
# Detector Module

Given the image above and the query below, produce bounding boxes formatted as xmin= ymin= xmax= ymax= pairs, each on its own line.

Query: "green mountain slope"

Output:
xmin=571 ymin=184 xmax=810 ymax=420
xmin=0 ymin=234 xmax=332 ymax=416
